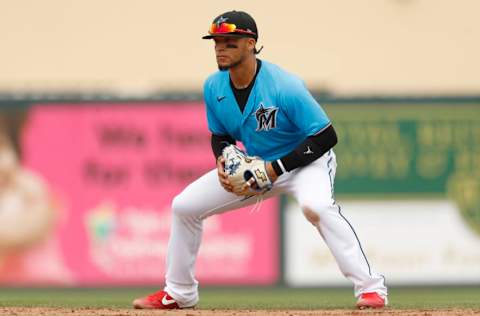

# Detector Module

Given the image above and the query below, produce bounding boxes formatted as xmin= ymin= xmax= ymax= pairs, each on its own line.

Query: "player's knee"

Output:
xmin=302 ymin=206 xmax=320 ymax=226
xmin=171 ymin=194 xmax=194 ymax=217
xmin=301 ymin=200 xmax=335 ymax=223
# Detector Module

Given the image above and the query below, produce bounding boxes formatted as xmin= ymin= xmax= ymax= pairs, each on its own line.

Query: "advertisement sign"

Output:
xmin=0 ymin=103 xmax=279 ymax=285
xmin=285 ymin=199 xmax=480 ymax=286
xmin=285 ymin=102 xmax=480 ymax=286
xmin=327 ymin=103 xmax=480 ymax=196
xmin=1 ymin=99 xmax=479 ymax=286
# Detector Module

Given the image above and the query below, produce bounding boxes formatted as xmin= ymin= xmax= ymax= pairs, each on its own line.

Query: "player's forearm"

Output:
xmin=271 ymin=124 xmax=337 ymax=176
xmin=211 ymin=133 xmax=237 ymax=159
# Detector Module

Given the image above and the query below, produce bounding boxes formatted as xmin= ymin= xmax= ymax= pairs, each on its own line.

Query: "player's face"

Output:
xmin=213 ymin=36 xmax=254 ymax=70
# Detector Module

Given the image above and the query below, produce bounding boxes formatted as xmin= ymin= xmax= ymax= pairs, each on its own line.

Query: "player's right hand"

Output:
xmin=216 ymin=156 xmax=234 ymax=192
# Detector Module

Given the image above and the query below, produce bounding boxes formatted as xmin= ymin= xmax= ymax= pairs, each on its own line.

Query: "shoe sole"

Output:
xmin=133 ymin=304 xmax=196 ymax=310
xmin=357 ymin=304 xmax=385 ymax=309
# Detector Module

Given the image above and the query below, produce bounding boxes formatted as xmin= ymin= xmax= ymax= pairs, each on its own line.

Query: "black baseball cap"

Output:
xmin=202 ymin=10 xmax=258 ymax=40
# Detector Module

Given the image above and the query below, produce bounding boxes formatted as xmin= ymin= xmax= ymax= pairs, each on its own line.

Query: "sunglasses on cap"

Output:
xmin=209 ymin=22 xmax=257 ymax=36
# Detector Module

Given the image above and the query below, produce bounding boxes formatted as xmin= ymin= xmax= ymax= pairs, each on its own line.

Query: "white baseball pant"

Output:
xmin=164 ymin=150 xmax=387 ymax=307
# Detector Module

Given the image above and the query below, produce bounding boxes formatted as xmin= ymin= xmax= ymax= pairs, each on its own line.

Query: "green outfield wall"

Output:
xmin=326 ymin=103 xmax=480 ymax=196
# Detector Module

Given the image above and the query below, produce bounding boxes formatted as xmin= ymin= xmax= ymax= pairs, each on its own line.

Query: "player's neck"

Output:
xmin=229 ymin=56 xmax=257 ymax=89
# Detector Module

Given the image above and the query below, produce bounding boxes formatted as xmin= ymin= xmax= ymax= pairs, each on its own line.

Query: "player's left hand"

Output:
xmin=234 ymin=162 xmax=278 ymax=195
xmin=233 ymin=165 xmax=278 ymax=196
xmin=222 ymin=145 xmax=277 ymax=196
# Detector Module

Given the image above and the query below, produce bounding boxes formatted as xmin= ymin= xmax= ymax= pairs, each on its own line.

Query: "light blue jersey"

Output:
xmin=203 ymin=60 xmax=330 ymax=161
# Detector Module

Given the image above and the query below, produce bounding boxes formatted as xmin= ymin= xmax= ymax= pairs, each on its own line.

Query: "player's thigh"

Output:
xmin=291 ymin=150 xmax=337 ymax=212
xmin=172 ymin=169 xmax=275 ymax=219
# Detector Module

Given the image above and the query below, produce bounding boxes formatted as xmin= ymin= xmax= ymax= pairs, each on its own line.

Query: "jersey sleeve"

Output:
xmin=281 ymin=78 xmax=330 ymax=136
xmin=204 ymin=78 xmax=229 ymax=135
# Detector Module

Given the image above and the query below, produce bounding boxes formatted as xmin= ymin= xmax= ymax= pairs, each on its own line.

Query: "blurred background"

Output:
xmin=0 ymin=0 xmax=479 ymax=290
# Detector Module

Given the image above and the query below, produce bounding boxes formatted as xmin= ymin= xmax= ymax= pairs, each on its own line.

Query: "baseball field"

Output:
xmin=0 ymin=286 xmax=479 ymax=315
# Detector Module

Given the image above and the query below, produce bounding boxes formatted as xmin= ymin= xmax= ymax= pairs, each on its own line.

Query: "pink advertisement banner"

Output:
xmin=0 ymin=103 xmax=279 ymax=286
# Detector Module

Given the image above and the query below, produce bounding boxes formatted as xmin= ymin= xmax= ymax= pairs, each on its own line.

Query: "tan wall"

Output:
xmin=0 ymin=0 xmax=479 ymax=95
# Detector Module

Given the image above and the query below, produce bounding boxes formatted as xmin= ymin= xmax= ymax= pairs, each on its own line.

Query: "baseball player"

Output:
xmin=133 ymin=10 xmax=387 ymax=310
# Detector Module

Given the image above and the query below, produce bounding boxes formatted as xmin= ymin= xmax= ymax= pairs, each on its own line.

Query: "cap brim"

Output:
xmin=202 ymin=33 xmax=254 ymax=39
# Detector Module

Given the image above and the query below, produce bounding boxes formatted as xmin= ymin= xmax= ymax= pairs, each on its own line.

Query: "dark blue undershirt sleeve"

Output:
xmin=271 ymin=124 xmax=337 ymax=175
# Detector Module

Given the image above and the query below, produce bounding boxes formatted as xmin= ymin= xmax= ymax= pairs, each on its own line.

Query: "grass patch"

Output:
xmin=0 ymin=287 xmax=478 ymax=310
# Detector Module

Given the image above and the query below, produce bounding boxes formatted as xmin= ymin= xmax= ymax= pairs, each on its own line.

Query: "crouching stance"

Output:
xmin=133 ymin=10 xmax=387 ymax=310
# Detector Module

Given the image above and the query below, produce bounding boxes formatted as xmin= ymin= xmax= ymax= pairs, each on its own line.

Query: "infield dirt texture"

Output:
xmin=0 ymin=287 xmax=479 ymax=315
xmin=1 ymin=307 xmax=480 ymax=315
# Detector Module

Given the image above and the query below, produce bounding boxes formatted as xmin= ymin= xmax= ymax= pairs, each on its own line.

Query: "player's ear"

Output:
xmin=247 ymin=38 xmax=256 ymax=53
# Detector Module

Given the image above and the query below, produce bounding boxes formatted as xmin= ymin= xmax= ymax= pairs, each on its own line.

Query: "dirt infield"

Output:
xmin=1 ymin=308 xmax=479 ymax=316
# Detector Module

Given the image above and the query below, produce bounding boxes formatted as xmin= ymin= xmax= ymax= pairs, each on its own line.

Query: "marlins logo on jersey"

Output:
xmin=255 ymin=103 xmax=278 ymax=131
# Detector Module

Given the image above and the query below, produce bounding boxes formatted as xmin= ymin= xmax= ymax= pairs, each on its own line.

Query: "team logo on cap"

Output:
xmin=255 ymin=103 xmax=278 ymax=132
xmin=216 ymin=16 xmax=228 ymax=26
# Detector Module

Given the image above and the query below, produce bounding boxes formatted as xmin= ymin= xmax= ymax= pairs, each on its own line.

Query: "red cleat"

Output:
xmin=133 ymin=290 xmax=182 ymax=309
xmin=356 ymin=292 xmax=387 ymax=309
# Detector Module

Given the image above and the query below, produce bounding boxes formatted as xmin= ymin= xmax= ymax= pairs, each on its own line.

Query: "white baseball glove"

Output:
xmin=222 ymin=145 xmax=273 ymax=196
